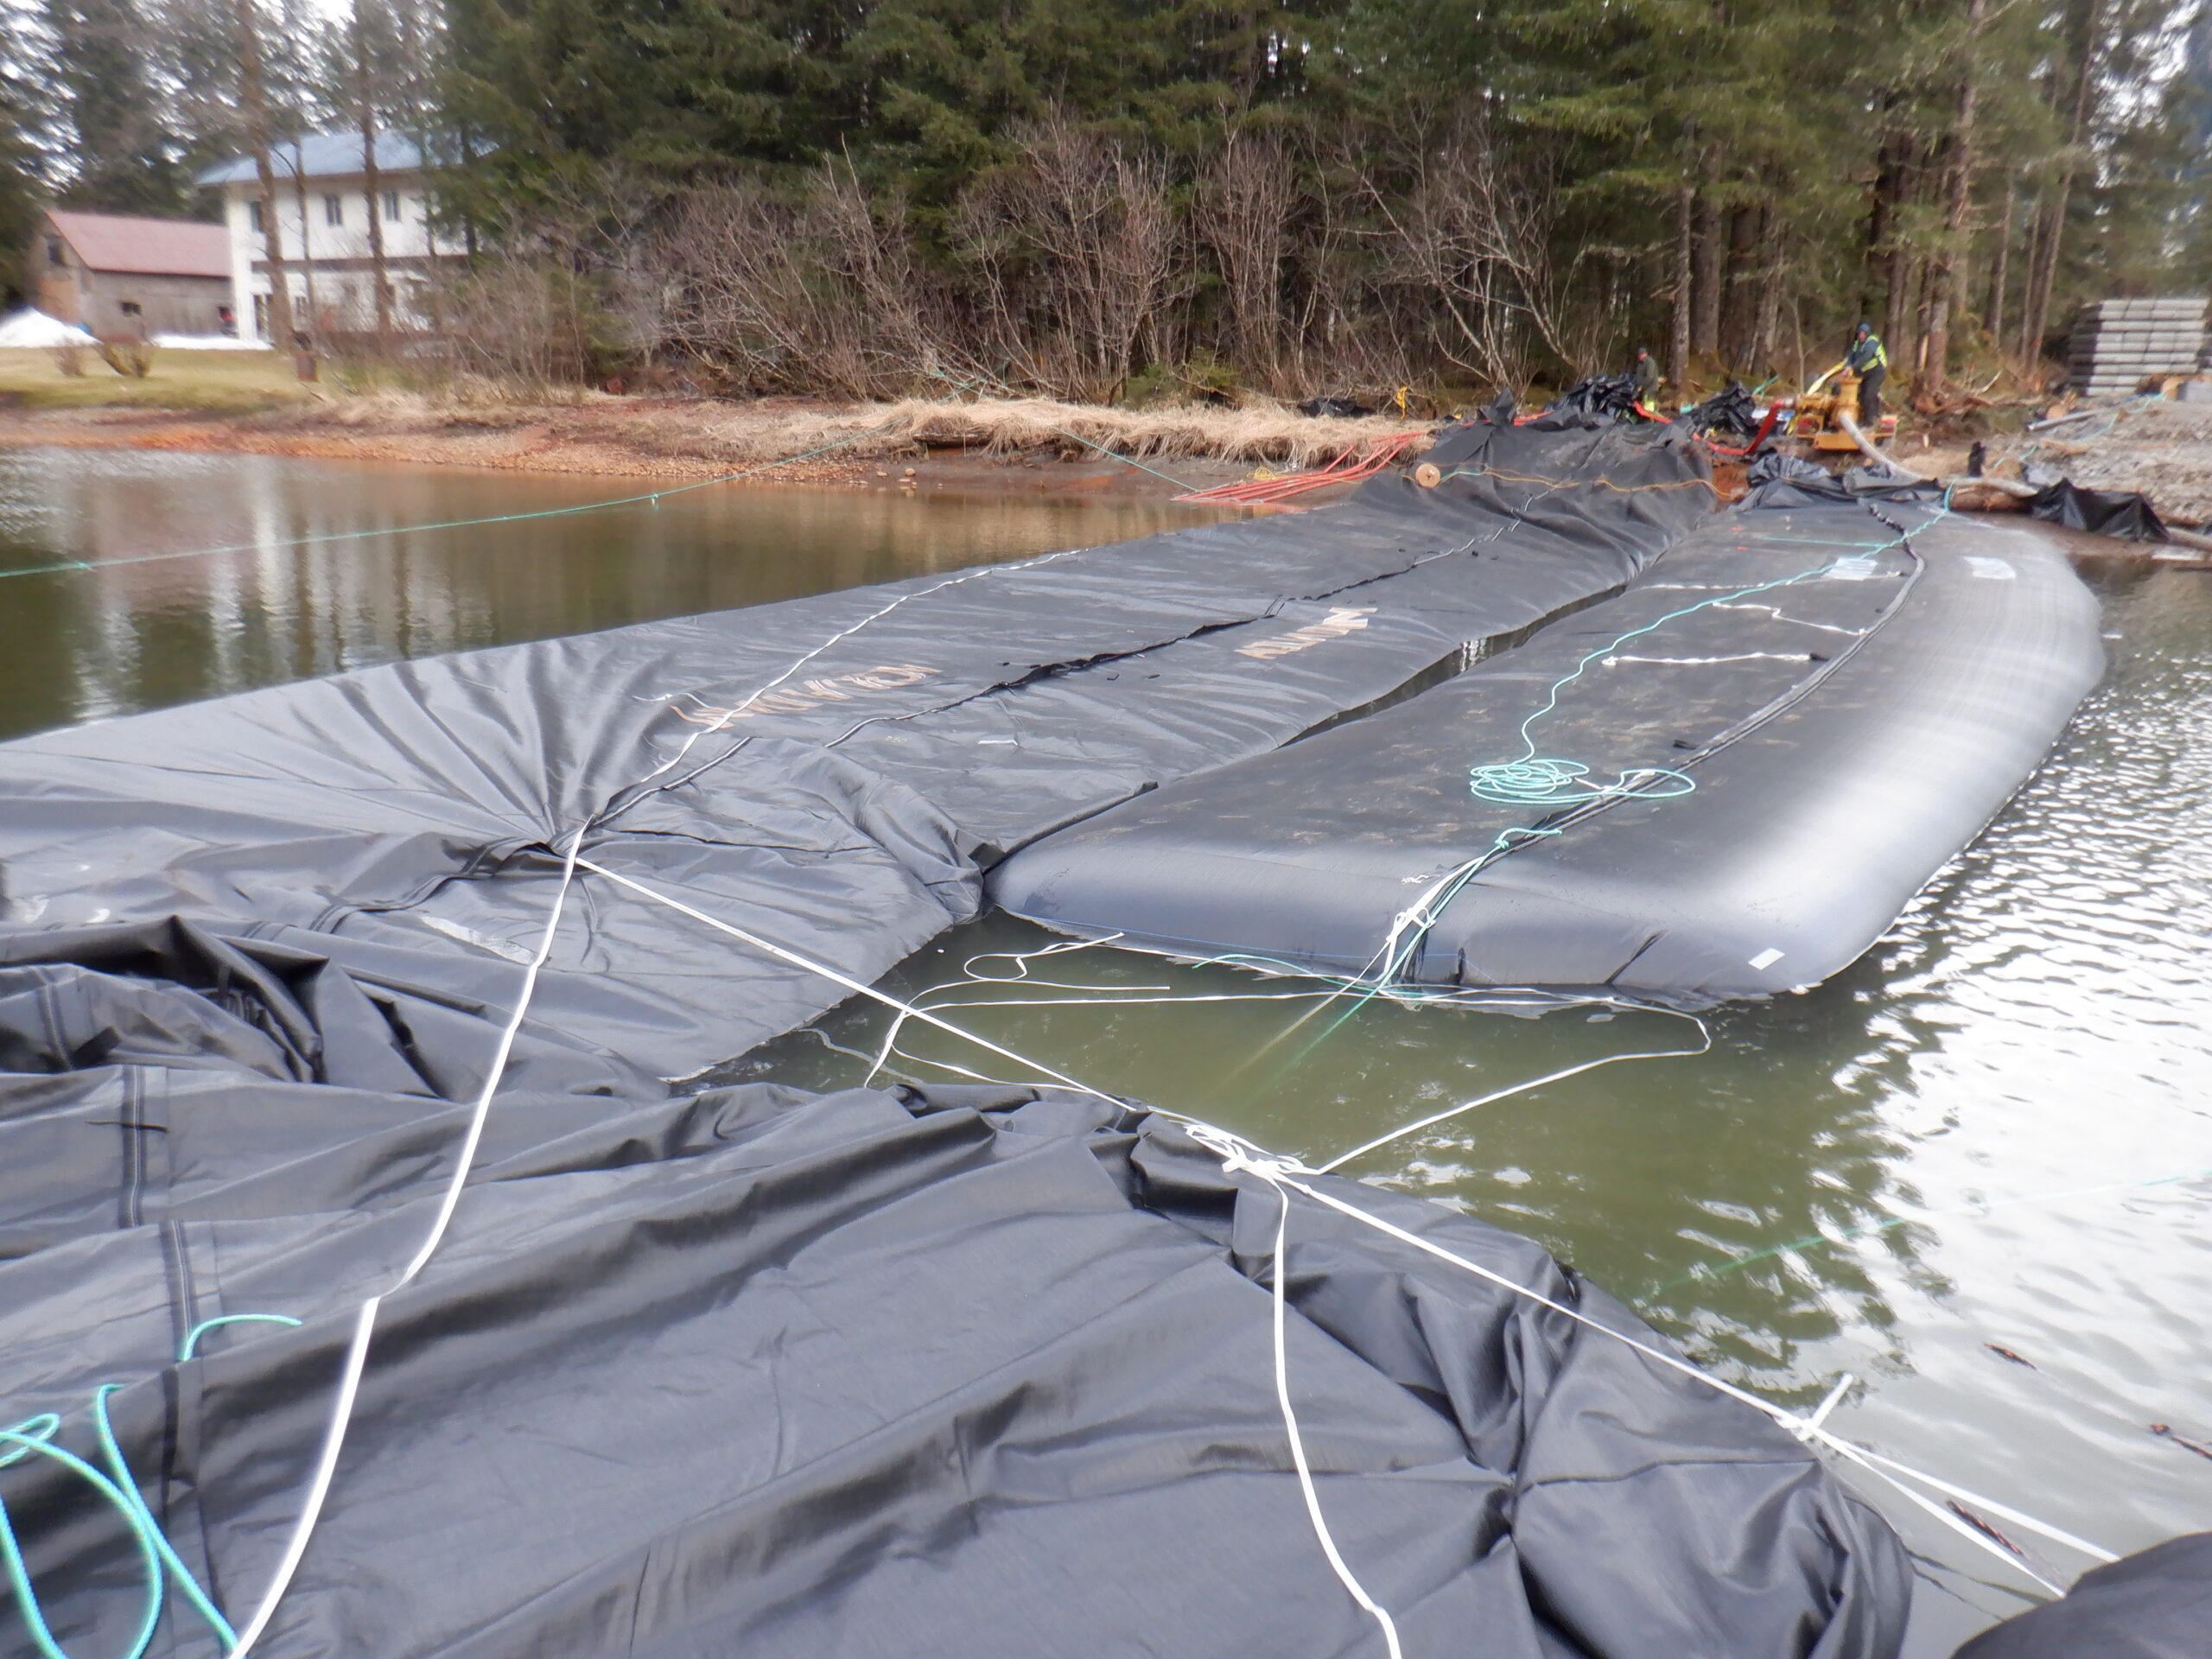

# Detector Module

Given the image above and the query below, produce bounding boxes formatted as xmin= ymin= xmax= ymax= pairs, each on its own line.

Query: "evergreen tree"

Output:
xmin=44 ymin=0 xmax=194 ymax=214
xmin=8 ymin=0 xmax=2196 ymax=387
xmin=1 ymin=0 xmax=54 ymax=304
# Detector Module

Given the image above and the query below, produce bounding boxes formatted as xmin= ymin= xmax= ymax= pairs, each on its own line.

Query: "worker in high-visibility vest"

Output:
xmin=1847 ymin=322 xmax=1888 ymax=428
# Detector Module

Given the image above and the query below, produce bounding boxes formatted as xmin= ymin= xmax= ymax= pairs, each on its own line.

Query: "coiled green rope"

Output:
xmin=1467 ymin=555 xmax=1870 ymax=807
xmin=0 ymin=1313 xmax=304 ymax=1656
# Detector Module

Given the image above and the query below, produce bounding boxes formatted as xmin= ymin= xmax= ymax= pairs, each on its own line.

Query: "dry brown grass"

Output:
xmin=702 ymin=396 xmax=1433 ymax=468
xmin=0 ymin=371 xmax=1437 ymax=486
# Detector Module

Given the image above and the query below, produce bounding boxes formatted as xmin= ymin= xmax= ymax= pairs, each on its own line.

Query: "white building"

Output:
xmin=198 ymin=131 xmax=454 ymax=342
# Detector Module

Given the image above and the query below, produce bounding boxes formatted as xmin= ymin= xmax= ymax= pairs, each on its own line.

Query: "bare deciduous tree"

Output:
xmin=1200 ymin=130 xmax=1294 ymax=391
xmin=986 ymin=114 xmax=1179 ymax=402
xmin=1361 ymin=106 xmax=1572 ymax=391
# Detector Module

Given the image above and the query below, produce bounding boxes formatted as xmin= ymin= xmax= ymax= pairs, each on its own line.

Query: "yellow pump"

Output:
xmin=1786 ymin=363 xmax=1901 ymax=452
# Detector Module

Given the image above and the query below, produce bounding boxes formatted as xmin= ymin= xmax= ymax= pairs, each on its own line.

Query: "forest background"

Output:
xmin=2 ymin=0 xmax=2209 ymax=406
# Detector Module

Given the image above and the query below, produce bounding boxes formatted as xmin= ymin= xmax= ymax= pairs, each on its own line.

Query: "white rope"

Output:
xmin=223 ymin=537 xmax=1131 ymax=1649
xmin=227 ymin=829 xmax=590 ymax=1656
xmin=1707 ymin=602 xmax=1870 ymax=635
xmin=1317 ymin=1027 xmax=1709 ymax=1173
xmin=1599 ymin=652 xmax=1816 ymax=667
xmin=1272 ymin=1171 xmax=2113 ymax=1591
xmin=575 ymin=859 xmax=1121 ymax=1106
xmin=582 ymin=861 xmax=2115 ymax=1608
xmin=1262 ymin=1177 xmax=1403 ymax=1659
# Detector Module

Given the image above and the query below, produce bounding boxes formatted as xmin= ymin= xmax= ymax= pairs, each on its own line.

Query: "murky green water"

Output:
xmin=2 ymin=446 xmax=2207 ymax=1652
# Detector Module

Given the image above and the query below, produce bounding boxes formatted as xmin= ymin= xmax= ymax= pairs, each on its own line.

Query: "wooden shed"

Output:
xmin=34 ymin=209 xmax=235 ymax=338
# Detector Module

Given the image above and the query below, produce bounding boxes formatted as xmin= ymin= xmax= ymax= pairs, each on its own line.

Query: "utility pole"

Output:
xmin=232 ymin=0 xmax=293 ymax=348
xmin=353 ymin=0 xmax=393 ymax=349
xmin=291 ymin=137 xmax=319 ymax=338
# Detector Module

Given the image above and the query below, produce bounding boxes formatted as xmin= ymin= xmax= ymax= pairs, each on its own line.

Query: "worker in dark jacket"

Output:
xmin=1630 ymin=345 xmax=1660 ymax=406
xmin=1847 ymin=322 xmax=1887 ymax=427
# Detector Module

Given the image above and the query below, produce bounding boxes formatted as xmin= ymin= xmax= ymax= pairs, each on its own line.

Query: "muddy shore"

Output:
xmin=6 ymin=386 xmax=2211 ymax=526
xmin=0 ymin=393 xmax=1396 ymax=506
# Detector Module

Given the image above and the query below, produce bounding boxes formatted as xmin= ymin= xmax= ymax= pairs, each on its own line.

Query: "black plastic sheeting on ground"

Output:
xmin=1686 ymin=383 xmax=1763 ymax=443
xmin=1738 ymin=452 xmax=1940 ymax=509
xmin=0 ymin=913 xmax=1916 ymax=1656
xmin=1954 ymin=1534 xmax=2212 ymax=1658
xmin=990 ymin=504 xmax=2104 ymax=1001
xmin=0 ymin=418 xmax=1708 ymax=1085
xmin=2024 ymin=479 xmax=2171 ymax=543
xmin=1547 ymin=373 xmax=1643 ymax=421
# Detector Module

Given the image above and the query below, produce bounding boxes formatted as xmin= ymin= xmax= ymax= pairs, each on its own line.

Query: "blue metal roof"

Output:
xmin=196 ymin=130 xmax=446 ymax=188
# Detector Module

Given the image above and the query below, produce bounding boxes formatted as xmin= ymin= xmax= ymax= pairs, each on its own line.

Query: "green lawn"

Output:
xmin=0 ymin=346 xmax=319 ymax=412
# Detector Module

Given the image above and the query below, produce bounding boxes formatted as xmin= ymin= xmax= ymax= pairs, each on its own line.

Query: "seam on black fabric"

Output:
xmin=1516 ymin=1452 xmax=1821 ymax=1491
xmin=1603 ymin=932 xmax=1669 ymax=985
xmin=172 ymin=1221 xmax=230 ymax=1631
xmin=633 ymin=527 xmax=1512 ymax=796
xmin=35 ymin=968 xmax=62 ymax=1072
xmin=311 ymin=831 xmax=532 ymax=933
xmin=119 ymin=1065 xmax=147 ymax=1230
xmin=159 ymin=1211 xmax=197 ymax=1374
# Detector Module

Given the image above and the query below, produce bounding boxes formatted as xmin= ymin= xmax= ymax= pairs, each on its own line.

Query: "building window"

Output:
xmin=248 ymin=200 xmax=264 ymax=233
xmin=323 ymin=194 xmax=344 ymax=226
xmin=45 ymin=236 xmax=64 ymax=266
xmin=383 ymin=191 xmax=402 ymax=221
xmin=119 ymin=302 xmax=142 ymax=316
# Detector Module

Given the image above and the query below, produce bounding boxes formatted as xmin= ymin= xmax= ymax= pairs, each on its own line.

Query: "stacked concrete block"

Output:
xmin=2067 ymin=297 xmax=2208 ymax=397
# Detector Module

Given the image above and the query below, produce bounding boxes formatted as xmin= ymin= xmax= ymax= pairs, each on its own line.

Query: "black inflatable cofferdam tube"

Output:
xmin=0 ymin=416 xmax=1709 ymax=1079
xmin=0 ymin=420 xmax=1924 ymax=1657
xmin=988 ymin=508 xmax=2105 ymax=1001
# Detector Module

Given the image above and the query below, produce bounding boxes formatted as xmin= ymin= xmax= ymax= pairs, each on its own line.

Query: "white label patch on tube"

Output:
xmin=1235 ymin=607 xmax=1376 ymax=660
xmin=1964 ymin=556 xmax=2016 ymax=581
xmin=1747 ymin=947 xmax=1785 ymax=971
xmin=419 ymin=913 xmax=535 ymax=964
xmin=1827 ymin=556 xmax=1878 ymax=582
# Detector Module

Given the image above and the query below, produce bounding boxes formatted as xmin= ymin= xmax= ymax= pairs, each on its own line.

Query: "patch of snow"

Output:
xmin=151 ymin=333 xmax=270 ymax=351
xmin=0 ymin=308 xmax=99 ymax=348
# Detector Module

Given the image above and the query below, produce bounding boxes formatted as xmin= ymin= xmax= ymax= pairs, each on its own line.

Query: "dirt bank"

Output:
xmin=0 ymin=384 xmax=1429 ymax=506
xmin=1917 ymin=397 xmax=2212 ymax=527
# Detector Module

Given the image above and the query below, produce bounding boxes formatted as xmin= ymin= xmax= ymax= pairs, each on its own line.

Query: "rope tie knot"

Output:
xmin=1186 ymin=1125 xmax=1312 ymax=1183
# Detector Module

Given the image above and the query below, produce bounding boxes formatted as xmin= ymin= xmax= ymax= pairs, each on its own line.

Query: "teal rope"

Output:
xmin=1469 ymin=758 xmax=1695 ymax=806
xmin=0 ymin=1421 xmax=166 ymax=1659
xmin=0 ymin=1311 xmax=302 ymax=1656
xmin=0 ymin=1396 xmax=241 ymax=1658
xmin=1467 ymin=557 xmax=1859 ymax=806
xmin=90 ymin=1389 xmax=237 ymax=1650
xmin=1301 ymin=510 xmax=1939 ymax=1053
xmin=0 ymin=1421 xmax=60 ymax=1471
xmin=178 ymin=1315 xmax=301 ymax=1363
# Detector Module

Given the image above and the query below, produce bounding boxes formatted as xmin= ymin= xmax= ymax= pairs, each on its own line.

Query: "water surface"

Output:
xmin=1 ymin=446 xmax=2206 ymax=1652
xmin=0 ymin=446 xmax=1218 ymax=736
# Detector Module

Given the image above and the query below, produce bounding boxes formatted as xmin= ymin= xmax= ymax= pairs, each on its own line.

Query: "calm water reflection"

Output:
xmin=0 ymin=446 xmax=1222 ymax=738
xmin=2 ymin=448 xmax=2207 ymax=1652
